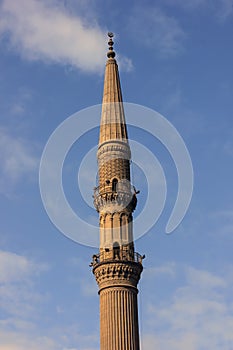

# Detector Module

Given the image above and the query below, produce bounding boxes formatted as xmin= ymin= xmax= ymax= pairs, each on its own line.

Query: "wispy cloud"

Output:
xmin=144 ymin=262 xmax=176 ymax=278
xmin=127 ymin=6 xmax=185 ymax=57
xmin=0 ymin=253 xmax=50 ymax=349
xmin=142 ymin=263 xmax=233 ymax=349
xmin=209 ymin=209 xmax=233 ymax=236
xmin=0 ymin=251 xmax=98 ymax=350
xmin=67 ymin=257 xmax=97 ymax=297
xmin=0 ymin=250 xmax=44 ymax=283
xmin=0 ymin=329 xmax=57 ymax=350
xmin=9 ymin=87 xmax=33 ymax=118
xmin=185 ymin=266 xmax=227 ymax=289
xmin=0 ymin=0 xmax=106 ymax=73
xmin=0 ymin=250 xmax=48 ymax=318
xmin=0 ymin=127 xmax=38 ymax=194
xmin=0 ymin=325 xmax=98 ymax=350
xmin=117 ymin=55 xmax=134 ymax=72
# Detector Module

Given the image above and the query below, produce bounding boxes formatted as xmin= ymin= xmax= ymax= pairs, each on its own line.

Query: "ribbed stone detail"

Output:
xmin=99 ymin=287 xmax=140 ymax=350
xmin=93 ymin=261 xmax=142 ymax=350
xmin=99 ymin=59 xmax=128 ymax=145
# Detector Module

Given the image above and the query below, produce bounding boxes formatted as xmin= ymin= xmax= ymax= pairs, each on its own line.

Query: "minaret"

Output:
xmin=92 ymin=33 xmax=144 ymax=350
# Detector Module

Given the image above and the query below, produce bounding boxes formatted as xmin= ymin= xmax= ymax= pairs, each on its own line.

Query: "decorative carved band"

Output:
xmin=97 ymin=141 xmax=131 ymax=160
xmin=93 ymin=261 xmax=143 ymax=291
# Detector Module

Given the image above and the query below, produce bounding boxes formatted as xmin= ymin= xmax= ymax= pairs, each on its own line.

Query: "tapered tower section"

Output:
xmin=92 ymin=33 xmax=144 ymax=350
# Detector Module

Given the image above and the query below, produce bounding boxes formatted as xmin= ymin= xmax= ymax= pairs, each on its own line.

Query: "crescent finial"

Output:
xmin=107 ymin=32 xmax=115 ymax=58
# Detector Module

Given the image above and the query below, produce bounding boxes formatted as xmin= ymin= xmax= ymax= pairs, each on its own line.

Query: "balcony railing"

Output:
xmin=90 ymin=251 xmax=145 ymax=267
xmin=93 ymin=186 xmax=137 ymax=212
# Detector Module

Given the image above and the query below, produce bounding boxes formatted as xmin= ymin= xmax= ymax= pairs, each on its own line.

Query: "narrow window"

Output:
xmin=113 ymin=242 xmax=120 ymax=259
xmin=112 ymin=178 xmax=118 ymax=192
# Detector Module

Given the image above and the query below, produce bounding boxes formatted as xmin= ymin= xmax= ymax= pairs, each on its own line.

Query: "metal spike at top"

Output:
xmin=107 ymin=32 xmax=115 ymax=59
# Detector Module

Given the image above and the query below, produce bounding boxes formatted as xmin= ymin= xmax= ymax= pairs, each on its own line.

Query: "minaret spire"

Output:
xmin=92 ymin=33 xmax=144 ymax=350
xmin=99 ymin=32 xmax=128 ymax=145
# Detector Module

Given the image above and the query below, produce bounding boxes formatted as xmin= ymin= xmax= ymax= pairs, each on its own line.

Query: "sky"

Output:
xmin=0 ymin=0 xmax=233 ymax=349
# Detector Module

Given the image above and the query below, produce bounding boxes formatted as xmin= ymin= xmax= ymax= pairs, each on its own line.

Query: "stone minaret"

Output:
xmin=92 ymin=33 xmax=144 ymax=350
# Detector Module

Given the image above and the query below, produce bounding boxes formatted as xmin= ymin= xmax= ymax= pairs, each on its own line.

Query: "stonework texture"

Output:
xmin=93 ymin=36 xmax=143 ymax=350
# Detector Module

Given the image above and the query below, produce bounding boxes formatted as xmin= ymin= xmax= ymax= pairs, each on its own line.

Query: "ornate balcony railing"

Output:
xmin=93 ymin=186 xmax=137 ymax=212
xmin=90 ymin=251 xmax=145 ymax=267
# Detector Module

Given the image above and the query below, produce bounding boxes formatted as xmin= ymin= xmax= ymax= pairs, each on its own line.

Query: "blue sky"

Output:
xmin=0 ymin=0 xmax=233 ymax=349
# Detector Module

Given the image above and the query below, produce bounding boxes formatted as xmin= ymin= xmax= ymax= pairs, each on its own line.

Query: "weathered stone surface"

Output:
xmin=92 ymin=34 xmax=143 ymax=350
xmin=93 ymin=261 xmax=143 ymax=290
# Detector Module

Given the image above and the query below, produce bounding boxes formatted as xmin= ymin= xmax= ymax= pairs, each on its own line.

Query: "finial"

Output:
xmin=107 ymin=32 xmax=115 ymax=59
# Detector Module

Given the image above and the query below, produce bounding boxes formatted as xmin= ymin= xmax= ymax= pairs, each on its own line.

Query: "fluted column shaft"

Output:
xmin=93 ymin=261 xmax=142 ymax=350
xmin=100 ymin=286 xmax=140 ymax=350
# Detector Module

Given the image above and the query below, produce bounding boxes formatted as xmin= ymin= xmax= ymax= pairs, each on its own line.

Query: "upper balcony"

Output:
xmin=93 ymin=185 xmax=138 ymax=212
xmin=90 ymin=250 xmax=145 ymax=267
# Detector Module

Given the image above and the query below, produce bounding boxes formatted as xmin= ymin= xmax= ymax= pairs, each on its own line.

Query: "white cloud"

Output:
xmin=210 ymin=209 xmax=233 ymax=235
xmin=117 ymin=55 xmax=133 ymax=72
xmin=0 ymin=127 xmax=38 ymax=194
xmin=0 ymin=326 xmax=98 ymax=350
xmin=0 ymin=0 xmax=107 ymax=72
xmin=0 ymin=250 xmax=48 ymax=318
xmin=128 ymin=6 xmax=185 ymax=57
xmin=185 ymin=266 xmax=227 ymax=289
xmin=52 ymin=322 xmax=99 ymax=350
xmin=0 ymin=329 xmax=57 ymax=350
xmin=0 ymin=251 xmax=55 ymax=349
xmin=67 ymin=256 xmax=97 ymax=297
xmin=145 ymin=262 xmax=176 ymax=278
xmin=0 ymin=251 xmax=99 ymax=350
xmin=142 ymin=263 xmax=233 ymax=349
xmin=0 ymin=250 xmax=36 ymax=283
xmin=9 ymin=87 xmax=33 ymax=117
xmin=0 ymin=0 xmax=133 ymax=72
